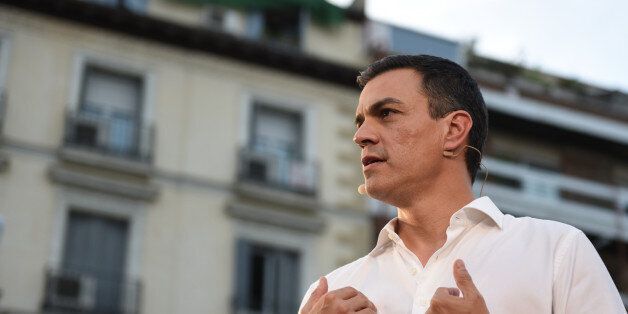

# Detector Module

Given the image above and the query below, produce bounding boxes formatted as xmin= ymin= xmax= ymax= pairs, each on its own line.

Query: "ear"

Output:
xmin=442 ymin=110 xmax=473 ymax=152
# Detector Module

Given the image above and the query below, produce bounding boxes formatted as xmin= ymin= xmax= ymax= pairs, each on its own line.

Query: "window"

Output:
xmin=87 ymin=0 xmax=147 ymax=14
xmin=250 ymin=103 xmax=304 ymax=161
xmin=247 ymin=7 xmax=303 ymax=47
xmin=238 ymin=102 xmax=318 ymax=195
xmin=235 ymin=241 xmax=300 ymax=314
xmin=66 ymin=65 xmax=145 ymax=159
xmin=486 ymin=132 xmax=560 ymax=172
xmin=45 ymin=211 xmax=134 ymax=313
xmin=204 ymin=5 xmax=228 ymax=30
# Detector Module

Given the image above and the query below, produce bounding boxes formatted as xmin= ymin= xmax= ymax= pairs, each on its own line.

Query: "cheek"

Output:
xmin=393 ymin=124 xmax=440 ymax=155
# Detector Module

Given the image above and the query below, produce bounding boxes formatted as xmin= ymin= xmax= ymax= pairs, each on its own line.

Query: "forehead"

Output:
xmin=357 ymin=68 xmax=423 ymax=111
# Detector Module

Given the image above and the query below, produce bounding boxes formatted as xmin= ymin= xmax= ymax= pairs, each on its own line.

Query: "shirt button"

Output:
xmin=410 ymin=268 xmax=417 ymax=275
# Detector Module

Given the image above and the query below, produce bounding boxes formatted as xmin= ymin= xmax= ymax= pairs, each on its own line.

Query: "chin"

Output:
xmin=366 ymin=177 xmax=415 ymax=208
xmin=365 ymin=180 xmax=394 ymax=203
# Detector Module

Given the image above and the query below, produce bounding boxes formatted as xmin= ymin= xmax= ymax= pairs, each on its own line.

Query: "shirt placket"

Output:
xmin=407 ymin=211 xmax=470 ymax=314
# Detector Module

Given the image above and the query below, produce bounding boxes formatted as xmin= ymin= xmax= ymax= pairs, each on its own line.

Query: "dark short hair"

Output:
xmin=357 ymin=54 xmax=488 ymax=183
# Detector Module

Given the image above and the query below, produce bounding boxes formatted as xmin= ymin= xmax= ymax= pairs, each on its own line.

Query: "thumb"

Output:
xmin=301 ymin=277 xmax=328 ymax=313
xmin=312 ymin=276 xmax=328 ymax=299
xmin=453 ymin=259 xmax=478 ymax=298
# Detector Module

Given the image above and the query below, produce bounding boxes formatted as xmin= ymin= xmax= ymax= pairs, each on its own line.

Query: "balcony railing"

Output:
xmin=43 ymin=268 xmax=141 ymax=314
xmin=63 ymin=107 xmax=154 ymax=163
xmin=237 ymin=147 xmax=318 ymax=196
xmin=477 ymin=156 xmax=628 ymax=240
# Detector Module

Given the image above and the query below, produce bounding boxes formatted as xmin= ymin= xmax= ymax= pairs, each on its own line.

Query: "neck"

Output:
xmin=395 ymin=172 xmax=475 ymax=266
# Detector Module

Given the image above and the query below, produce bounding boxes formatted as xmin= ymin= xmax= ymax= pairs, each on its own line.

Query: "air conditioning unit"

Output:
xmin=73 ymin=117 xmax=100 ymax=148
xmin=47 ymin=272 xmax=97 ymax=311
xmin=244 ymin=152 xmax=271 ymax=183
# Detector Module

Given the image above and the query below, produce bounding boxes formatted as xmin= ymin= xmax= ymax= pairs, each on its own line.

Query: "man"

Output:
xmin=299 ymin=55 xmax=624 ymax=313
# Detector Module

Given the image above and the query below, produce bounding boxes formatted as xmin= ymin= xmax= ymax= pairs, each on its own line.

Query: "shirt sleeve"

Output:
xmin=552 ymin=229 xmax=625 ymax=313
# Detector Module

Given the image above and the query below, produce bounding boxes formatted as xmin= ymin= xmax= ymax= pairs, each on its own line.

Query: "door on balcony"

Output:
xmin=251 ymin=104 xmax=303 ymax=160
xmin=234 ymin=240 xmax=301 ymax=314
xmin=62 ymin=210 xmax=129 ymax=313
xmin=248 ymin=103 xmax=304 ymax=186
xmin=79 ymin=66 xmax=143 ymax=157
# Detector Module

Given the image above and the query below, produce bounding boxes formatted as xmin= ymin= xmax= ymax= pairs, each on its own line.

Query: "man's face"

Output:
xmin=354 ymin=68 xmax=446 ymax=205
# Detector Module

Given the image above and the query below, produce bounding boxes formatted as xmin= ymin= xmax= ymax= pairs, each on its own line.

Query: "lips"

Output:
xmin=362 ymin=155 xmax=385 ymax=167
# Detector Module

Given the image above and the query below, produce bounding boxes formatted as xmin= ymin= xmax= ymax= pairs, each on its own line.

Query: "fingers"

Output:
xmin=447 ymin=287 xmax=460 ymax=297
xmin=300 ymin=277 xmax=328 ymax=314
xmin=453 ymin=259 xmax=480 ymax=298
xmin=429 ymin=287 xmax=464 ymax=312
xmin=344 ymin=291 xmax=378 ymax=312
xmin=328 ymin=286 xmax=360 ymax=300
xmin=427 ymin=261 xmax=489 ymax=314
xmin=432 ymin=287 xmax=463 ymax=302
xmin=303 ymin=282 xmax=377 ymax=314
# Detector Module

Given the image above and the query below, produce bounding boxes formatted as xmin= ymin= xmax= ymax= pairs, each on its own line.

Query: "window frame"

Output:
xmin=68 ymin=52 xmax=155 ymax=158
xmin=48 ymin=187 xmax=147 ymax=298
xmin=239 ymin=90 xmax=317 ymax=164
xmin=232 ymin=220 xmax=316 ymax=314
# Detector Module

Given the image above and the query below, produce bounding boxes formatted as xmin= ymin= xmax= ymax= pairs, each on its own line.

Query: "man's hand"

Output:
xmin=426 ymin=259 xmax=489 ymax=314
xmin=300 ymin=277 xmax=377 ymax=314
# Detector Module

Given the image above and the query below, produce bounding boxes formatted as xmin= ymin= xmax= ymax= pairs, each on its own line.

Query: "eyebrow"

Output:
xmin=355 ymin=97 xmax=403 ymax=126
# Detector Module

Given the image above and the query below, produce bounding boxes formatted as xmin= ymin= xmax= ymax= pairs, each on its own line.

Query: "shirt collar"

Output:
xmin=461 ymin=196 xmax=504 ymax=229
xmin=368 ymin=196 xmax=504 ymax=257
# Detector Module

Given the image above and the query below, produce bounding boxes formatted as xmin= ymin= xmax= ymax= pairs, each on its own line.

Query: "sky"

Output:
xmin=328 ymin=0 xmax=628 ymax=93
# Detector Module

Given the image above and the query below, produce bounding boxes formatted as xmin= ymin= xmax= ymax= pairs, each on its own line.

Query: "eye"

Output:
xmin=381 ymin=108 xmax=393 ymax=118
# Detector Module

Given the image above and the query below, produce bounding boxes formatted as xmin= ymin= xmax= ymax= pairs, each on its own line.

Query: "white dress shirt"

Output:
xmin=300 ymin=197 xmax=624 ymax=313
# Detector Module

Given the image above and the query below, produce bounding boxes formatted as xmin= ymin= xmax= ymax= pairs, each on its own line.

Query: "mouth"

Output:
xmin=362 ymin=156 xmax=386 ymax=169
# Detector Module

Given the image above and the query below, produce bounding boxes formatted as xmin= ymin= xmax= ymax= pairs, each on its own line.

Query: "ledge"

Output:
xmin=58 ymin=147 xmax=153 ymax=177
xmin=234 ymin=181 xmax=320 ymax=212
xmin=49 ymin=165 xmax=159 ymax=201
xmin=226 ymin=202 xmax=325 ymax=233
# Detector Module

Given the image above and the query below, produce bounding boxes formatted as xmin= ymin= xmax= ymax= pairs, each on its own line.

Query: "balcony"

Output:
xmin=50 ymin=107 xmax=159 ymax=200
xmin=237 ymin=147 xmax=318 ymax=197
xmin=62 ymin=107 xmax=154 ymax=163
xmin=477 ymin=156 xmax=628 ymax=241
xmin=43 ymin=268 xmax=141 ymax=314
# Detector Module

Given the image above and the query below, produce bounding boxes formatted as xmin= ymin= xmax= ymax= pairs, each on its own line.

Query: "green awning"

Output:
xmin=175 ymin=0 xmax=346 ymax=25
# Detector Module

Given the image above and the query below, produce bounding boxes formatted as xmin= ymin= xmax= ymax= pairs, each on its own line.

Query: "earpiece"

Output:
xmin=443 ymin=145 xmax=488 ymax=196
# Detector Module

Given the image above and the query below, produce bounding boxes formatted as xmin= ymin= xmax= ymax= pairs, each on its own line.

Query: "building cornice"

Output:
xmin=0 ymin=0 xmax=361 ymax=89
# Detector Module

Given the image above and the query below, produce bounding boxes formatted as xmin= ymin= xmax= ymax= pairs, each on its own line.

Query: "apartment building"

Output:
xmin=0 ymin=0 xmax=625 ymax=313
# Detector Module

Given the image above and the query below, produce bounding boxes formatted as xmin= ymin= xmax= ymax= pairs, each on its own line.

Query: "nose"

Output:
xmin=353 ymin=121 xmax=379 ymax=148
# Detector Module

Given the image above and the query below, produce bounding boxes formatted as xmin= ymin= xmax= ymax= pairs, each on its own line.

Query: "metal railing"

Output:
xmin=477 ymin=156 xmax=628 ymax=240
xmin=43 ymin=268 xmax=141 ymax=314
xmin=62 ymin=107 xmax=154 ymax=163
xmin=237 ymin=147 xmax=318 ymax=196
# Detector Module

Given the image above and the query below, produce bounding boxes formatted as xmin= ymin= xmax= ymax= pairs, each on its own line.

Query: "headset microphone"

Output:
xmin=357 ymin=184 xmax=367 ymax=195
